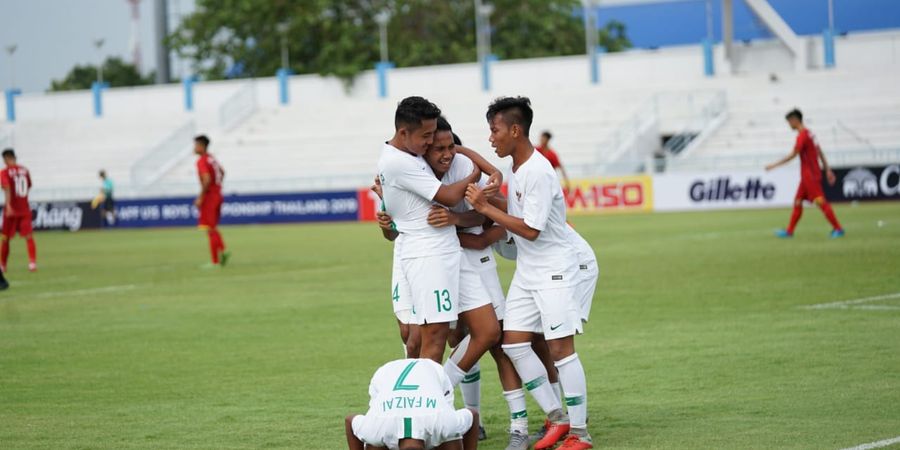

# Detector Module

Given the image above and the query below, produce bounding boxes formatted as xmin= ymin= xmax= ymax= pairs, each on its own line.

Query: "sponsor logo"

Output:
xmin=550 ymin=323 xmax=563 ymax=331
xmin=515 ymin=191 xmax=522 ymax=202
xmin=551 ymin=275 xmax=563 ymax=281
xmin=689 ymin=177 xmax=775 ymax=202
xmin=33 ymin=203 xmax=83 ymax=231
xmin=579 ymin=264 xmax=588 ymax=270
xmin=842 ymin=168 xmax=879 ymax=198
xmin=480 ymin=256 xmax=490 ymax=263
xmin=566 ymin=176 xmax=652 ymax=213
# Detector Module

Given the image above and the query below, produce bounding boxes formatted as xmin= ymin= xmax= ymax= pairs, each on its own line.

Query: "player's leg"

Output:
xmin=446 ymin=332 xmax=484 ymax=439
xmin=813 ymin=196 xmax=844 ymax=236
xmin=0 ymin=259 xmax=9 ymax=289
xmin=1 ymin=216 xmax=15 ymax=272
xmin=213 ymin=199 xmax=230 ymax=263
xmin=532 ymin=334 xmax=561 ymax=398
xmin=345 ymin=415 xmax=367 ymax=450
xmin=21 ymin=215 xmax=35 ymax=271
xmin=406 ymin=324 xmax=421 ymax=358
xmin=780 ymin=184 xmax=805 ymax=237
xmin=503 ymin=285 xmax=569 ymax=449
xmin=536 ymin=288 xmax=592 ymax=449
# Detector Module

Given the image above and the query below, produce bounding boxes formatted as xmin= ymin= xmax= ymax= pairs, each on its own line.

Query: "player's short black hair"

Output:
xmin=99 ymin=169 xmax=106 ymax=177
xmin=486 ymin=96 xmax=534 ymax=136
xmin=785 ymin=108 xmax=803 ymax=122
xmin=395 ymin=96 xmax=441 ymax=131
xmin=194 ymin=135 xmax=210 ymax=147
xmin=436 ymin=115 xmax=452 ymax=132
xmin=452 ymin=132 xmax=462 ymax=146
xmin=2 ymin=148 xmax=15 ymax=159
xmin=542 ymin=130 xmax=552 ymax=140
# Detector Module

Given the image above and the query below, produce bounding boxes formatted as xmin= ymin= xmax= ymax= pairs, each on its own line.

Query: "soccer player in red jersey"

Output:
xmin=766 ymin=109 xmax=844 ymax=238
xmin=0 ymin=149 xmax=37 ymax=272
xmin=193 ymin=136 xmax=230 ymax=267
xmin=535 ymin=131 xmax=570 ymax=191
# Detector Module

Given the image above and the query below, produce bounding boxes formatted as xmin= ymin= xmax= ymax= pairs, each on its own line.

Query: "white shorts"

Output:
xmin=352 ymin=410 xmax=473 ymax=450
xmin=391 ymin=254 xmax=414 ymax=324
xmin=401 ymin=251 xmax=461 ymax=325
xmin=504 ymin=281 xmax=582 ymax=340
xmin=458 ymin=258 xmax=495 ymax=314
xmin=575 ymin=260 xmax=599 ymax=322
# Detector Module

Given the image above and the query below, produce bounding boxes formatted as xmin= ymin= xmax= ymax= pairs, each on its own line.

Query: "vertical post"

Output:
xmin=4 ymin=89 xmax=21 ymax=123
xmin=481 ymin=55 xmax=497 ymax=92
xmin=91 ymin=82 xmax=108 ymax=118
xmin=823 ymin=28 xmax=835 ymax=68
xmin=591 ymin=47 xmax=604 ymax=84
xmin=722 ymin=0 xmax=734 ymax=69
xmin=183 ymin=75 xmax=196 ymax=111
xmin=375 ymin=62 xmax=394 ymax=99
xmin=276 ymin=68 xmax=291 ymax=105
xmin=583 ymin=0 xmax=599 ymax=84
xmin=702 ymin=38 xmax=715 ymax=76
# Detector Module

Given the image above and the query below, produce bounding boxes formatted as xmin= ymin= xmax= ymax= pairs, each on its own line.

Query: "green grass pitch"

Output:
xmin=1 ymin=202 xmax=899 ymax=449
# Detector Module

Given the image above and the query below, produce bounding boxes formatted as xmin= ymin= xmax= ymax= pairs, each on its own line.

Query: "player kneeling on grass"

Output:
xmin=345 ymin=358 xmax=480 ymax=450
xmin=465 ymin=97 xmax=593 ymax=450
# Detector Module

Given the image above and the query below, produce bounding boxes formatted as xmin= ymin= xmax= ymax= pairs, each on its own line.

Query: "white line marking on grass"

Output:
xmin=801 ymin=292 xmax=900 ymax=310
xmin=840 ymin=435 xmax=900 ymax=450
xmin=33 ymin=284 xmax=138 ymax=298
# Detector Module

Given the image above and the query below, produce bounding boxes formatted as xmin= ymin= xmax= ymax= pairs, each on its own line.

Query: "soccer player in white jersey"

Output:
xmin=345 ymin=358 xmax=480 ymax=450
xmin=378 ymin=97 xmax=481 ymax=363
xmin=465 ymin=97 xmax=594 ymax=450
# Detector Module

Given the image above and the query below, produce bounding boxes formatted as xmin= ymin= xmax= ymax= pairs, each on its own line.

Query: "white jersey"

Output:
xmin=366 ymin=359 xmax=455 ymax=418
xmin=507 ymin=151 xmax=578 ymax=289
xmin=378 ymin=143 xmax=460 ymax=259
xmin=565 ymin=224 xmax=596 ymax=266
xmin=441 ymin=154 xmax=495 ymax=269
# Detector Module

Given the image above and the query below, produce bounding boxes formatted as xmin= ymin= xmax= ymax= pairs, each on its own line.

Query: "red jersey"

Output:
xmin=536 ymin=146 xmax=562 ymax=169
xmin=1 ymin=165 xmax=32 ymax=216
xmin=196 ymin=154 xmax=224 ymax=197
xmin=796 ymin=129 xmax=822 ymax=182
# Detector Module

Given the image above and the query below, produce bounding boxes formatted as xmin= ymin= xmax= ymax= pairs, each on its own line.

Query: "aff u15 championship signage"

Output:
xmin=113 ymin=191 xmax=362 ymax=228
xmin=824 ymin=165 xmax=900 ymax=202
xmin=652 ymin=170 xmax=800 ymax=211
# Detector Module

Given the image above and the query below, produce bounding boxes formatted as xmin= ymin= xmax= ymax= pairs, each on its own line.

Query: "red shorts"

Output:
xmin=2 ymin=214 xmax=33 ymax=238
xmin=795 ymin=178 xmax=825 ymax=202
xmin=198 ymin=197 xmax=223 ymax=229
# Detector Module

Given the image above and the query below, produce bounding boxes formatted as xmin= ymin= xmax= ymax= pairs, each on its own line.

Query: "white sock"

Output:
xmin=402 ymin=343 xmax=409 ymax=358
xmin=460 ymin=363 xmax=482 ymax=424
xmin=503 ymin=388 xmax=528 ymax=433
xmin=449 ymin=334 xmax=471 ymax=366
xmin=503 ymin=342 xmax=562 ymax=414
xmin=443 ymin=358 xmax=467 ymax=387
xmin=551 ymin=381 xmax=562 ymax=401
xmin=556 ymin=353 xmax=588 ymax=429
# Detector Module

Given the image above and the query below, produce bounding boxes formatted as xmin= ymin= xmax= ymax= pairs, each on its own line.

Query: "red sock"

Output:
xmin=26 ymin=237 xmax=36 ymax=264
xmin=214 ymin=230 xmax=225 ymax=252
xmin=1 ymin=239 xmax=8 ymax=268
xmin=787 ymin=204 xmax=803 ymax=234
xmin=207 ymin=230 xmax=220 ymax=264
xmin=819 ymin=202 xmax=842 ymax=231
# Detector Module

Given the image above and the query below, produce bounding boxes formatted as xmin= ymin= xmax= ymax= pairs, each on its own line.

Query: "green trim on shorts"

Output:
xmin=403 ymin=417 xmax=412 ymax=439
xmin=511 ymin=410 xmax=528 ymax=419
xmin=461 ymin=371 xmax=481 ymax=384
xmin=565 ymin=395 xmax=585 ymax=406
xmin=524 ymin=375 xmax=548 ymax=391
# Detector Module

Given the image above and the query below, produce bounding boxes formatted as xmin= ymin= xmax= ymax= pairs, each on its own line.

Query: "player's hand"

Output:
xmin=427 ymin=205 xmax=457 ymax=228
xmin=764 ymin=164 xmax=775 ymax=172
xmin=371 ymin=175 xmax=384 ymax=200
xmin=465 ymin=184 xmax=488 ymax=213
xmin=826 ymin=169 xmax=837 ymax=186
xmin=193 ymin=197 xmax=202 ymax=207
xmin=3 ymin=206 xmax=12 ymax=217
xmin=482 ymin=172 xmax=502 ymax=198
xmin=376 ymin=211 xmax=394 ymax=231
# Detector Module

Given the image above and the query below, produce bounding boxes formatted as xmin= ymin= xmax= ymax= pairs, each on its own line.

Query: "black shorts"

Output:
xmin=102 ymin=196 xmax=115 ymax=211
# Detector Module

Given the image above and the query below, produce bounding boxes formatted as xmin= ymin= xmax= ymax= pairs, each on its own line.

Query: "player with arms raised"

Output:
xmin=193 ymin=135 xmax=230 ymax=267
xmin=765 ymin=109 xmax=844 ymax=238
xmin=377 ymin=97 xmax=480 ymax=364
xmin=1 ymin=149 xmax=37 ymax=273
xmin=345 ymin=358 xmax=480 ymax=450
xmin=466 ymin=97 xmax=594 ymax=450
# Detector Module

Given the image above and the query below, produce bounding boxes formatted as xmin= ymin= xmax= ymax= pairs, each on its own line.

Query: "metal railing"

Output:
xmin=130 ymin=120 xmax=196 ymax=187
xmin=218 ymin=82 xmax=257 ymax=132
